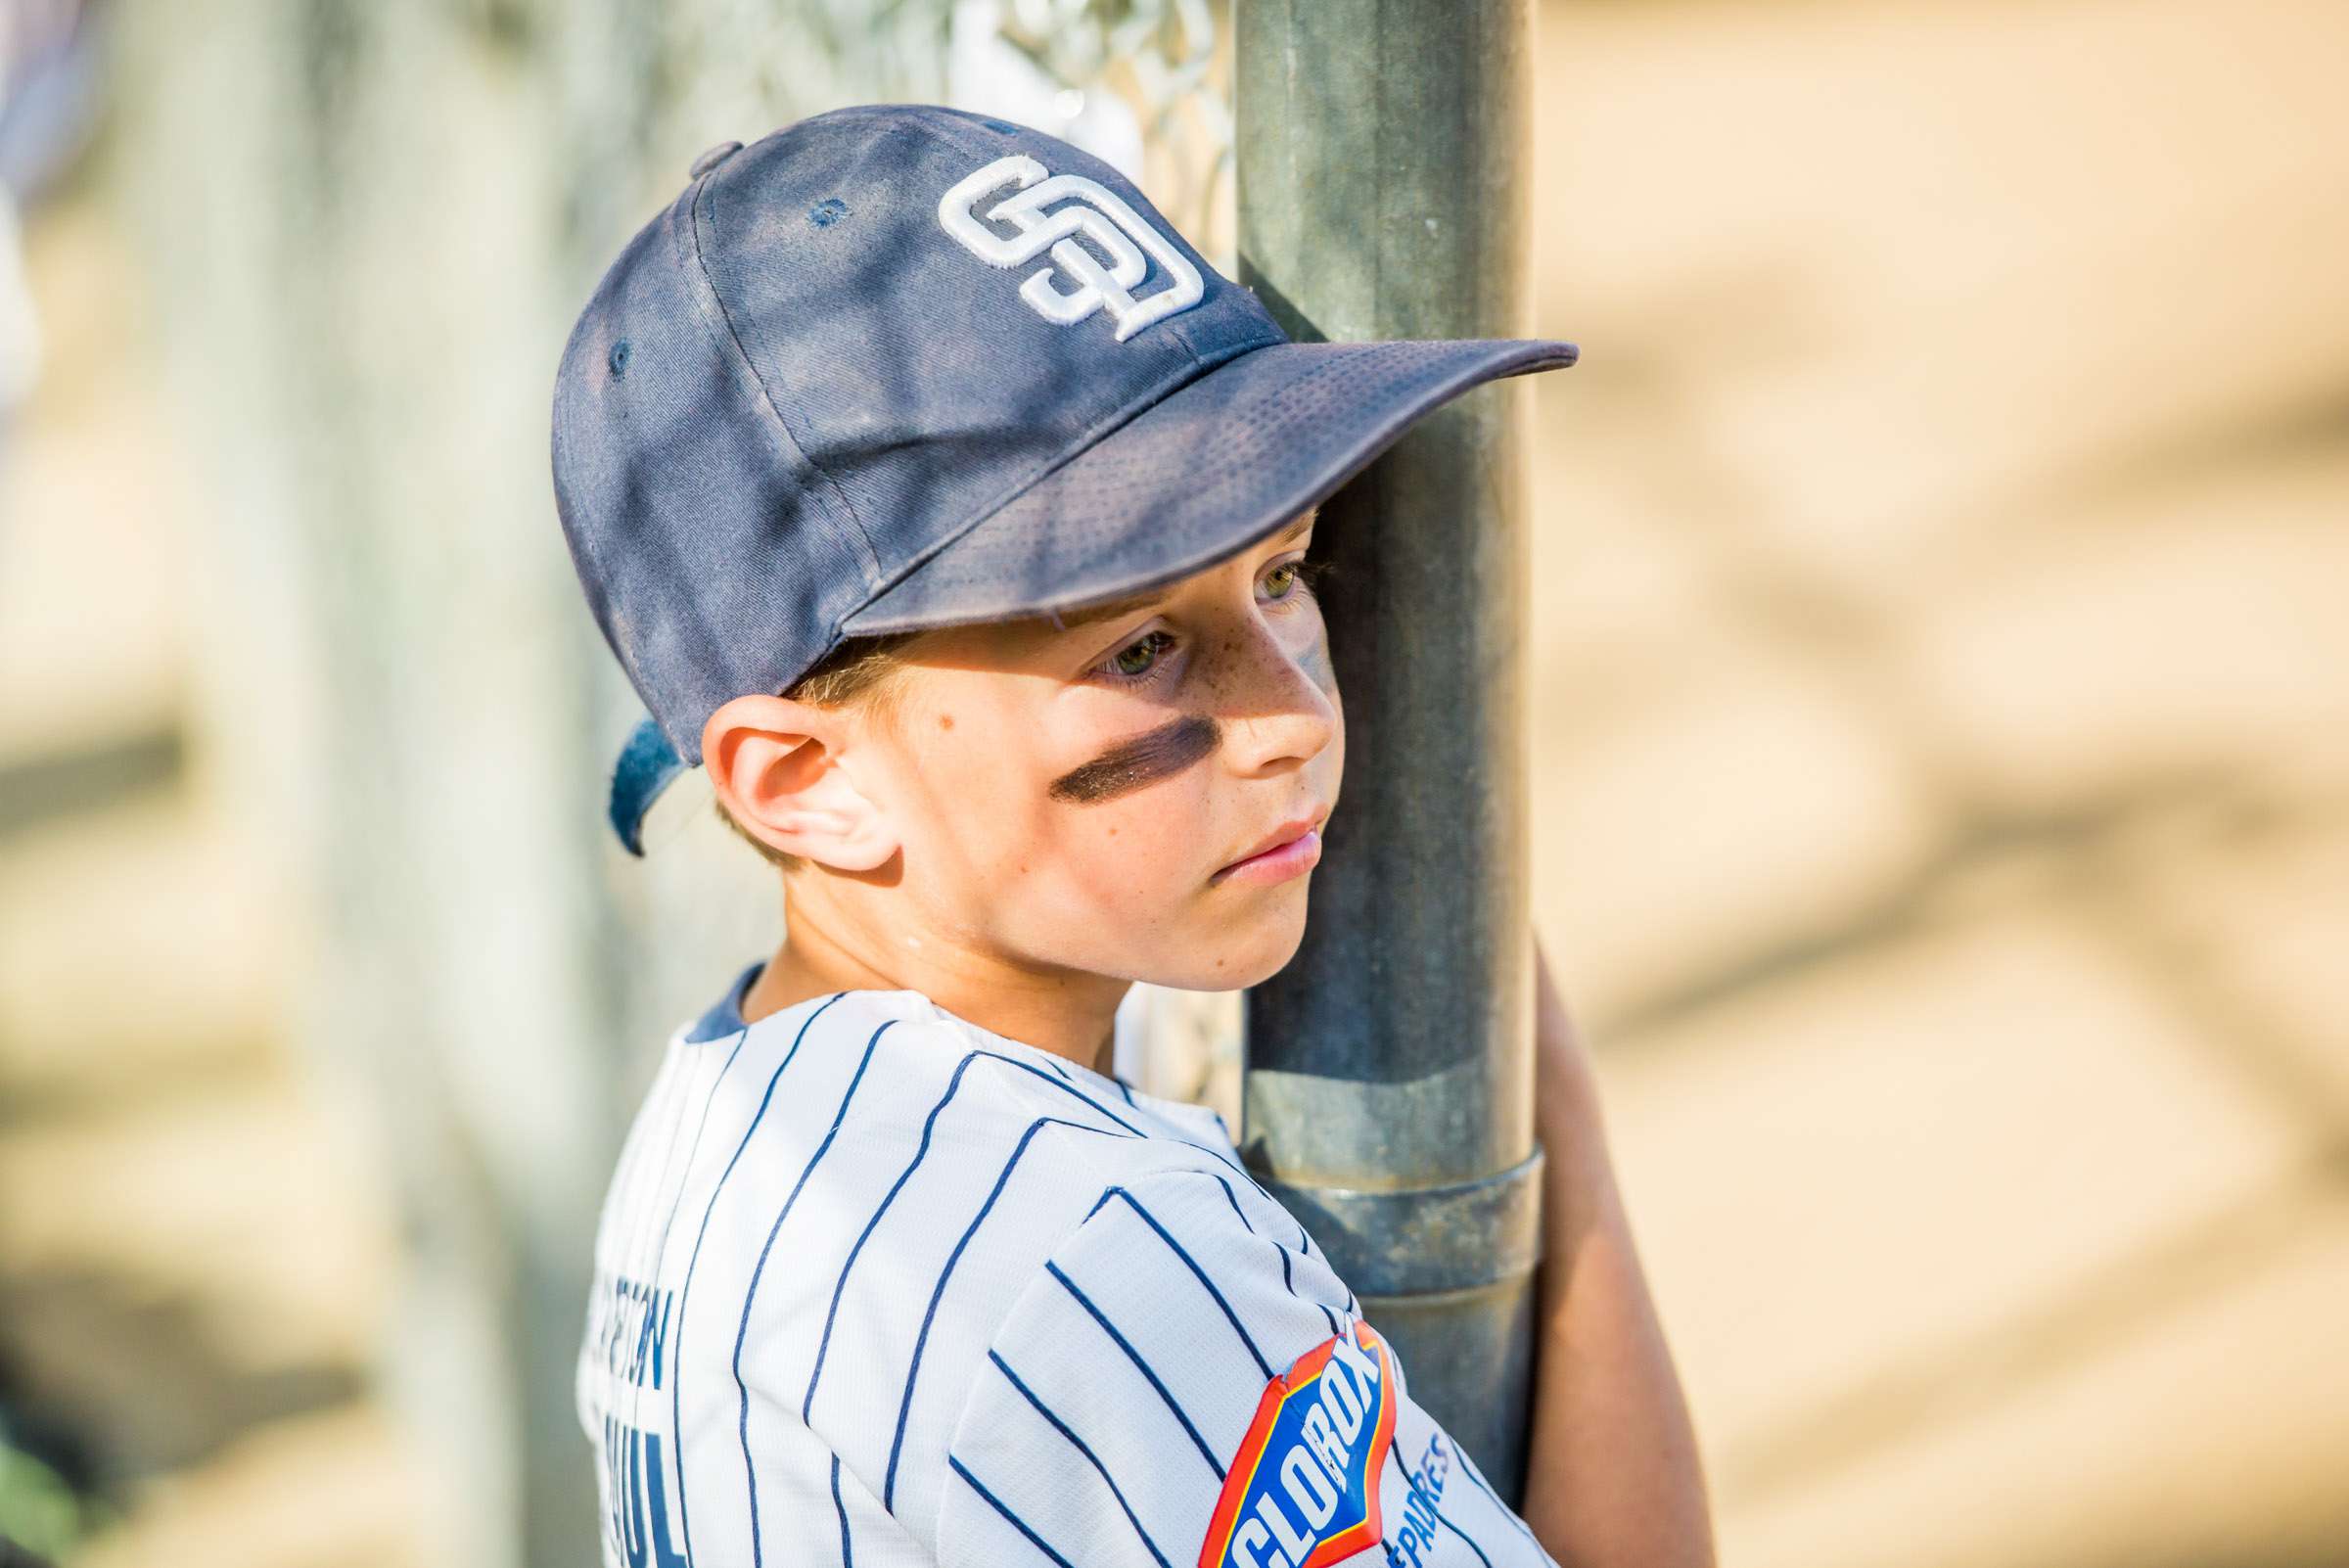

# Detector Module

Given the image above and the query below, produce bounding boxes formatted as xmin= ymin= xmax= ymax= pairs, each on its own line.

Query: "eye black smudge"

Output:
xmin=1299 ymin=626 xmax=1337 ymax=696
xmin=1047 ymin=714 xmax=1221 ymax=805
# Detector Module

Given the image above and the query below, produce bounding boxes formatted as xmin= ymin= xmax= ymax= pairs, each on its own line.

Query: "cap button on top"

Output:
xmin=688 ymin=140 xmax=744 ymax=178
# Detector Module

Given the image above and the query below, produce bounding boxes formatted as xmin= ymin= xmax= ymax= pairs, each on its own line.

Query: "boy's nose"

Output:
xmin=1218 ymin=623 xmax=1340 ymax=774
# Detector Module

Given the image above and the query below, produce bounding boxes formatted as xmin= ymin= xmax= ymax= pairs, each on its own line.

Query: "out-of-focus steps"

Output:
xmin=0 ymin=190 xmax=420 ymax=1568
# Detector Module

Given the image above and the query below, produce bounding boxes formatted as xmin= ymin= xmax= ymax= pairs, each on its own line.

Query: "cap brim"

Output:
xmin=837 ymin=336 xmax=1576 ymax=637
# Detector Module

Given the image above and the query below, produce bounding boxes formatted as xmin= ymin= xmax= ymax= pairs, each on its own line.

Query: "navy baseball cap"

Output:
xmin=551 ymin=104 xmax=1576 ymax=854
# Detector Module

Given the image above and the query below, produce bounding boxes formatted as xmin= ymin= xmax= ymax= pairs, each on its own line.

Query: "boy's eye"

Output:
xmin=1093 ymin=556 xmax=1323 ymax=686
xmin=1265 ymin=554 xmax=1328 ymax=604
xmin=1107 ymin=629 xmax=1175 ymax=681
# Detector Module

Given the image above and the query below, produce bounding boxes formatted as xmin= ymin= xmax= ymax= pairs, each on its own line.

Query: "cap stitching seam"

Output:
xmin=550 ymin=319 xmax=670 ymax=730
xmin=679 ymin=167 xmax=888 ymax=592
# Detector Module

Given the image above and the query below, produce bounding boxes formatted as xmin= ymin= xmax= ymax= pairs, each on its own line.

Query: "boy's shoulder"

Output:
xmin=686 ymin=979 xmax=1239 ymax=1173
xmin=645 ymin=981 xmax=1275 ymax=1345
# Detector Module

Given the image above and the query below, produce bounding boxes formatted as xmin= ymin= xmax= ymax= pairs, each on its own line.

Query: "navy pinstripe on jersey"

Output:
xmin=576 ymin=979 xmax=1558 ymax=1568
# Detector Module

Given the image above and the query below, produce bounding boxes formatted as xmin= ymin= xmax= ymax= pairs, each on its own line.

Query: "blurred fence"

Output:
xmin=6 ymin=3 xmax=1243 ymax=1565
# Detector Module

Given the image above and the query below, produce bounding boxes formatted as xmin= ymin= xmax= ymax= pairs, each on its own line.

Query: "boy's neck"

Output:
xmin=739 ymin=909 xmax=1128 ymax=1080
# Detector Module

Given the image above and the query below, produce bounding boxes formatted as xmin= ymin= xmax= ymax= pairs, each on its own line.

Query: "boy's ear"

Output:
xmin=702 ymin=694 xmax=901 ymax=872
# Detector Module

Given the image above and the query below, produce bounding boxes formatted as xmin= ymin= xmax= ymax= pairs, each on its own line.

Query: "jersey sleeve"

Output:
xmin=936 ymin=1164 xmax=1559 ymax=1568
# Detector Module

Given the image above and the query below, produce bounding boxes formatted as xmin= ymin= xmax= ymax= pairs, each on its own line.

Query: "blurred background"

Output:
xmin=1 ymin=0 xmax=2344 ymax=1565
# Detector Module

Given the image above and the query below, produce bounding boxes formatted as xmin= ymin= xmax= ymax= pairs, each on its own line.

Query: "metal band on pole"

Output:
xmin=1256 ymin=1148 xmax=1546 ymax=1299
xmin=1235 ymin=0 xmax=1544 ymax=1506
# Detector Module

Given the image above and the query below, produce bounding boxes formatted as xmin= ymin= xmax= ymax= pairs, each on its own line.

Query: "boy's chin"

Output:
xmin=1149 ymin=899 xmax=1311 ymax=992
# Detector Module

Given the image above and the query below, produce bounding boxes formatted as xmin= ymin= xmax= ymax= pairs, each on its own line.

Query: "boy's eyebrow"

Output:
xmin=1043 ymin=509 xmax=1319 ymax=632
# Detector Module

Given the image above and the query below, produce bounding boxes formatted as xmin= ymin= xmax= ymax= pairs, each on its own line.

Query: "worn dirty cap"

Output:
xmin=551 ymin=103 xmax=1576 ymax=854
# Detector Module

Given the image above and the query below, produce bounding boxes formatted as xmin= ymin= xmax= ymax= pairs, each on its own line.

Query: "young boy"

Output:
xmin=553 ymin=105 xmax=1712 ymax=1568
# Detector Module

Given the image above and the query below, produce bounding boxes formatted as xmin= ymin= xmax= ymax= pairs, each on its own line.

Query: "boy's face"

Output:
xmin=813 ymin=509 xmax=1342 ymax=992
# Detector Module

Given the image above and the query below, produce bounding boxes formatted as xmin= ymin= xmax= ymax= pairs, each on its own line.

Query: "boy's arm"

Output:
xmin=1520 ymin=932 xmax=1720 ymax=1568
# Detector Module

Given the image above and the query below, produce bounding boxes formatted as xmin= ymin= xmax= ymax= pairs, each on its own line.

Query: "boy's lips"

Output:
xmin=1214 ymin=808 xmax=1329 ymax=885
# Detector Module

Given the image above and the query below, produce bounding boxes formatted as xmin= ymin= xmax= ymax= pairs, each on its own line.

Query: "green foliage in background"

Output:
xmin=0 ymin=1434 xmax=105 ymax=1565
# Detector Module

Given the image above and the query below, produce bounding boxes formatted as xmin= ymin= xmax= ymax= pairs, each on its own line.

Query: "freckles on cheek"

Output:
xmin=903 ymin=719 xmax=1034 ymax=878
xmin=1036 ymin=715 xmax=1221 ymax=906
xmin=1059 ymin=798 xmax=1194 ymax=908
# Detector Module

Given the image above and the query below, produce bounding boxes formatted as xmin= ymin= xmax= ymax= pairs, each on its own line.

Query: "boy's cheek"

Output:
xmin=1300 ymin=625 xmax=1339 ymax=697
xmin=1053 ymin=794 xmax=1208 ymax=901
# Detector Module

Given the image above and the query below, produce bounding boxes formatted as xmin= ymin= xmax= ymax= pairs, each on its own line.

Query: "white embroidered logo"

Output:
xmin=938 ymin=155 xmax=1206 ymax=342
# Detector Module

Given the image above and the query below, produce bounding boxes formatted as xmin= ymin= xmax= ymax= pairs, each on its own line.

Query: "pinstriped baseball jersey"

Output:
xmin=577 ymin=967 xmax=1558 ymax=1568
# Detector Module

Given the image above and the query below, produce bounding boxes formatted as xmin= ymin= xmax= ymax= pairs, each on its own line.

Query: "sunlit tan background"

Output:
xmin=1 ymin=1 xmax=2343 ymax=1565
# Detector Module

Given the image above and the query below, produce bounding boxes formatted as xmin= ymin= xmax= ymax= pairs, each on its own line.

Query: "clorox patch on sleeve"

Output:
xmin=1198 ymin=1315 xmax=1399 ymax=1568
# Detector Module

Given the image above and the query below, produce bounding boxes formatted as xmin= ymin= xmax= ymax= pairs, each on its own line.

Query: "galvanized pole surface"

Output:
xmin=1235 ymin=0 xmax=1545 ymax=1506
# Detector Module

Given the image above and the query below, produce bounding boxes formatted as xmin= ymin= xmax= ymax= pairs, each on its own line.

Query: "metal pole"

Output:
xmin=1234 ymin=0 xmax=1545 ymax=1506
